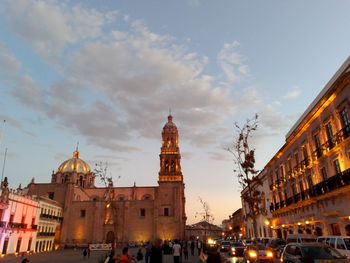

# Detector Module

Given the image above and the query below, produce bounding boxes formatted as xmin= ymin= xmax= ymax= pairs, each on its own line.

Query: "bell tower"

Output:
xmin=159 ymin=114 xmax=183 ymax=182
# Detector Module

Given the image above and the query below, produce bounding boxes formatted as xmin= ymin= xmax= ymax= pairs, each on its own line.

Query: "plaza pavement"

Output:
xmin=0 ymin=247 xmax=234 ymax=263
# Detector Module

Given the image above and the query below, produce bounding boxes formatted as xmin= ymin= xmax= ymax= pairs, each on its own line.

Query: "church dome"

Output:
xmin=57 ymin=149 xmax=91 ymax=174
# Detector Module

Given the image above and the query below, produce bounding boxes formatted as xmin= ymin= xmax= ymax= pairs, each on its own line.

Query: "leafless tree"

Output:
xmin=94 ymin=161 xmax=114 ymax=187
xmin=228 ymin=114 xmax=262 ymax=238
xmin=195 ymin=197 xmax=214 ymax=241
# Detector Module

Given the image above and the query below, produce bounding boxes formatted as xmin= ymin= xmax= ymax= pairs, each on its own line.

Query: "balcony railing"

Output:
xmin=270 ymin=168 xmax=350 ymax=212
xmin=37 ymin=232 xmax=55 ymax=237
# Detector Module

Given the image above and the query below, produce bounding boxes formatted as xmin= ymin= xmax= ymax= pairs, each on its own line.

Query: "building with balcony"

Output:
xmin=35 ymin=197 xmax=62 ymax=252
xmin=0 ymin=178 xmax=39 ymax=256
xmin=266 ymin=57 xmax=350 ymax=238
xmin=222 ymin=208 xmax=244 ymax=240
xmin=241 ymin=169 xmax=273 ymax=239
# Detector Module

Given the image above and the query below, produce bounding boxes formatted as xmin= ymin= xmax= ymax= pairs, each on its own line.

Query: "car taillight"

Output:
xmin=266 ymin=251 xmax=273 ymax=258
xmin=248 ymin=250 xmax=257 ymax=258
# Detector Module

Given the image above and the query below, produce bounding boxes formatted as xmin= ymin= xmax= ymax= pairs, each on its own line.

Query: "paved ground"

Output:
xmin=0 ymin=248 xmax=236 ymax=263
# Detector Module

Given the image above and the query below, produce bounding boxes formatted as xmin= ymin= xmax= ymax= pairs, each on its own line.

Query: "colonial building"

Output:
xmin=265 ymin=57 xmax=350 ymax=238
xmin=185 ymin=221 xmax=223 ymax=241
xmin=35 ymin=196 xmax=62 ymax=252
xmin=241 ymin=170 xmax=273 ymax=239
xmin=222 ymin=208 xmax=245 ymax=240
xmin=26 ymin=115 xmax=186 ymax=247
xmin=0 ymin=178 xmax=39 ymax=256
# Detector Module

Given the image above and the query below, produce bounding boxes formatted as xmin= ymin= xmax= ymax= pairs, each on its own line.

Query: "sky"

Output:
xmin=0 ymin=0 xmax=349 ymax=225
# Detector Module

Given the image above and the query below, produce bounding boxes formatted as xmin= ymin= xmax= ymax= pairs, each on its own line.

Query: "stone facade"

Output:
xmin=27 ymin=115 xmax=186 ymax=247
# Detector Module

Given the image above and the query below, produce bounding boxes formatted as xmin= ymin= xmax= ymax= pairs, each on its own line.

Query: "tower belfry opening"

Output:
xmin=159 ymin=114 xmax=183 ymax=182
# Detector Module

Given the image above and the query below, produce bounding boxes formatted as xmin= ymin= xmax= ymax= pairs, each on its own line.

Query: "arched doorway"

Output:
xmin=106 ymin=231 xmax=115 ymax=245
xmin=315 ymin=226 xmax=323 ymax=236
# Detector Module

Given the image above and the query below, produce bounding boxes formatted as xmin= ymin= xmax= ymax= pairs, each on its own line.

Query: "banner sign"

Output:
xmin=89 ymin=243 xmax=112 ymax=251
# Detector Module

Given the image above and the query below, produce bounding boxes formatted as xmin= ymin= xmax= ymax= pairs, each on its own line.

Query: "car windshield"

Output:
xmin=343 ymin=238 xmax=350 ymax=250
xmin=301 ymin=238 xmax=317 ymax=243
xmin=221 ymin=241 xmax=231 ymax=245
xmin=255 ymin=244 xmax=266 ymax=250
xmin=301 ymin=246 xmax=347 ymax=260
xmin=232 ymin=243 xmax=243 ymax=247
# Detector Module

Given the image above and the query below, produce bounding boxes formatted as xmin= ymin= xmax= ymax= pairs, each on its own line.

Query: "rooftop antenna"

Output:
xmin=1 ymin=148 xmax=7 ymax=182
xmin=169 ymin=108 xmax=172 ymax=116
xmin=76 ymin=141 xmax=79 ymax=151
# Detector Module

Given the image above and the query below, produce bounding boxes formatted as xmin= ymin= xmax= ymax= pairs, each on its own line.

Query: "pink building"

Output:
xmin=0 ymin=178 xmax=38 ymax=256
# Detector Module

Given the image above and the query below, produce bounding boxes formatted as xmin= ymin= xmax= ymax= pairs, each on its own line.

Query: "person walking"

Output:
xmin=162 ymin=240 xmax=172 ymax=263
xmin=172 ymin=240 xmax=181 ymax=263
xmin=137 ymin=248 xmax=144 ymax=263
xmin=150 ymin=239 xmax=163 ymax=263
xmin=120 ymin=247 xmax=132 ymax=263
xmin=83 ymin=248 xmax=88 ymax=259
xmin=145 ymin=241 xmax=152 ymax=263
xmin=183 ymin=241 xmax=189 ymax=260
xmin=196 ymin=240 xmax=202 ymax=256
xmin=190 ymin=240 xmax=195 ymax=256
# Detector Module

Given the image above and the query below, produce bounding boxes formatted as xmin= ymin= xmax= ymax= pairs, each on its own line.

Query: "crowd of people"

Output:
xmin=102 ymin=239 xmax=223 ymax=263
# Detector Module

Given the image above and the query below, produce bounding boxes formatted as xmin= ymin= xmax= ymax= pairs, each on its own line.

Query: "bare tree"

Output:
xmin=94 ymin=161 xmax=111 ymax=187
xmin=228 ymin=114 xmax=262 ymax=238
xmin=195 ymin=197 xmax=214 ymax=241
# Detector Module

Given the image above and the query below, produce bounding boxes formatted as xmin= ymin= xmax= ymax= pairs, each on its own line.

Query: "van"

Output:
xmin=316 ymin=236 xmax=350 ymax=257
xmin=286 ymin=234 xmax=317 ymax=244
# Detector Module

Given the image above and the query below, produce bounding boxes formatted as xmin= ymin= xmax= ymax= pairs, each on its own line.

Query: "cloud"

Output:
xmin=5 ymin=0 xmax=117 ymax=61
xmin=217 ymin=41 xmax=249 ymax=84
xmin=0 ymin=43 xmax=21 ymax=82
xmin=5 ymin=1 xmax=292 ymax=158
xmin=283 ymin=87 xmax=301 ymax=99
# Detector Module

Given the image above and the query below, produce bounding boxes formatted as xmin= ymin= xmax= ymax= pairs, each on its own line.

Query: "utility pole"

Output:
xmin=1 ymin=148 xmax=7 ymax=182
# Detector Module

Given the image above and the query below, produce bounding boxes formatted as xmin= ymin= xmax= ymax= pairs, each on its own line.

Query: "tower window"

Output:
xmin=80 ymin=210 xmax=86 ymax=218
xmin=48 ymin=192 xmax=54 ymax=200
xmin=140 ymin=208 xmax=146 ymax=217
xmin=164 ymin=208 xmax=169 ymax=216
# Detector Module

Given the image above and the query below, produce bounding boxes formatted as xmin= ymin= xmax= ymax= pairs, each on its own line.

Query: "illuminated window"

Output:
xmin=340 ymin=107 xmax=350 ymax=138
xmin=333 ymin=159 xmax=341 ymax=174
xmin=313 ymin=134 xmax=322 ymax=158
xmin=325 ymin=123 xmax=335 ymax=149
xmin=80 ymin=210 xmax=86 ymax=218
xmin=140 ymin=208 xmax=146 ymax=217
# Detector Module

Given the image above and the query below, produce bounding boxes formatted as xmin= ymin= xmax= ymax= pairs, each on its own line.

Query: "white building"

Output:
xmin=35 ymin=196 xmax=62 ymax=252
xmin=241 ymin=170 xmax=273 ymax=239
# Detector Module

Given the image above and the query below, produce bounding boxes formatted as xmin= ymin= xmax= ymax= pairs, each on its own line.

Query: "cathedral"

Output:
xmin=27 ymin=114 xmax=186 ymax=247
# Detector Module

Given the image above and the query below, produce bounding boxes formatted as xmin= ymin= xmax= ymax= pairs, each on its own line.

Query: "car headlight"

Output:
xmin=248 ymin=250 xmax=257 ymax=258
xmin=231 ymin=247 xmax=236 ymax=251
xmin=266 ymin=251 xmax=273 ymax=258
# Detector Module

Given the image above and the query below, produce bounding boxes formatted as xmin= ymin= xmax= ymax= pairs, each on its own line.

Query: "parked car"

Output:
xmin=220 ymin=240 xmax=232 ymax=252
xmin=230 ymin=241 xmax=245 ymax=257
xmin=281 ymin=242 xmax=350 ymax=263
xmin=286 ymin=234 xmax=317 ymax=244
xmin=317 ymin=236 xmax=350 ymax=258
xmin=244 ymin=244 xmax=274 ymax=263
xmin=266 ymin=238 xmax=286 ymax=258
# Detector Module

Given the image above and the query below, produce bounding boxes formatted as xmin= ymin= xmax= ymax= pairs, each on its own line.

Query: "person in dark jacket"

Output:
xmin=150 ymin=239 xmax=163 ymax=263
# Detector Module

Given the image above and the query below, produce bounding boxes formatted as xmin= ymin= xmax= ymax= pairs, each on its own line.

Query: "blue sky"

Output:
xmin=0 ymin=0 xmax=349 ymax=225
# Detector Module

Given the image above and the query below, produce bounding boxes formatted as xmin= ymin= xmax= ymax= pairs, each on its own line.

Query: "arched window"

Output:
xmin=142 ymin=194 xmax=152 ymax=200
